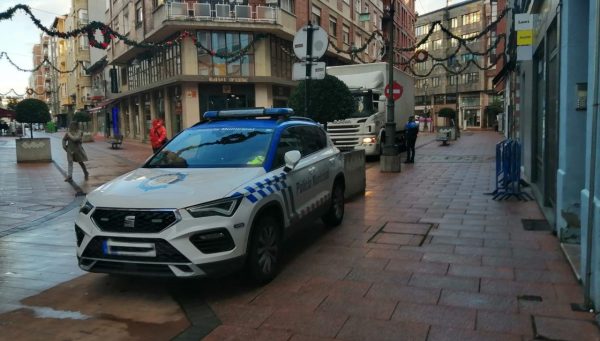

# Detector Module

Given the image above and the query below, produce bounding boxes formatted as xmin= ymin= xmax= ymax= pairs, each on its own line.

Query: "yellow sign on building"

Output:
xmin=517 ymin=30 xmax=534 ymax=46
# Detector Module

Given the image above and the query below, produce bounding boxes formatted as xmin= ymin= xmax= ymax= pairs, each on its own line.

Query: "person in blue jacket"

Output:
xmin=404 ymin=116 xmax=419 ymax=163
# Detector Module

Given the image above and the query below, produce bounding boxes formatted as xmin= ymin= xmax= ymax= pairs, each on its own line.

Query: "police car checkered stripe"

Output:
xmin=236 ymin=172 xmax=289 ymax=204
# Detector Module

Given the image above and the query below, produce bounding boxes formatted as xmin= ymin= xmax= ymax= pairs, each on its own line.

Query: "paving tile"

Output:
xmin=482 ymin=255 xmax=548 ymax=270
xmin=345 ymin=267 xmax=412 ymax=284
xmin=400 ymin=244 xmax=456 ymax=254
xmin=439 ymin=290 xmax=518 ymax=312
xmin=534 ymin=316 xmax=600 ymax=341
xmin=427 ymin=326 xmax=522 ymax=341
xmin=317 ymin=293 xmax=396 ymax=320
xmin=385 ymin=259 xmax=449 ymax=275
xmin=366 ymin=282 xmax=441 ymax=305
xmin=480 ymin=278 xmax=557 ymax=299
xmin=261 ymin=309 xmax=347 ymax=339
xmin=448 ymin=264 xmax=514 ymax=280
xmin=409 ymin=273 xmax=479 ymax=292
xmin=203 ymin=325 xmax=291 ymax=341
xmin=384 ymin=222 xmax=431 ymax=235
xmin=430 ymin=236 xmax=484 ymax=246
xmin=336 ymin=316 xmax=429 ymax=341
xmin=459 ymin=231 xmax=510 ymax=240
xmin=514 ymin=269 xmax=578 ymax=284
xmin=298 ymin=277 xmax=372 ymax=298
xmin=454 ymin=245 xmax=512 ymax=257
xmin=365 ymin=248 xmax=424 ymax=261
xmin=422 ymin=252 xmax=482 ymax=266
xmin=392 ymin=302 xmax=476 ymax=329
xmin=250 ymin=287 xmax=328 ymax=311
xmin=210 ymin=303 xmax=275 ymax=329
xmin=477 ymin=311 xmax=534 ymax=337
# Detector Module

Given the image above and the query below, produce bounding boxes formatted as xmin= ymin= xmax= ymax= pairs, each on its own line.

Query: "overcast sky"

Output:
xmin=0 ymin=0 xmax=69 ymax=97
xmin=0 ymin=0 xmax=456 ymax=96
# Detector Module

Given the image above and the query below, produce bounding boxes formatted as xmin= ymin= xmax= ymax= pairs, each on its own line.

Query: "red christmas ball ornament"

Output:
xmin=210 ymin=50 xmax=216 ymax=56
xmin=101 ymin=42 xmax=109 ymax=49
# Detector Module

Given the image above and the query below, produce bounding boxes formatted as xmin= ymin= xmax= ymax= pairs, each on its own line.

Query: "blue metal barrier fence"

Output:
xmin=489 ymin=139 xmax=533 ymax=201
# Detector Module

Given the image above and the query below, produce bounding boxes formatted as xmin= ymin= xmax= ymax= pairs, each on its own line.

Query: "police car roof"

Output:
xmin=193 ymin=108 xmax=316 ymax=129
xmin=203 ymin=108 xmax=293 ymax=120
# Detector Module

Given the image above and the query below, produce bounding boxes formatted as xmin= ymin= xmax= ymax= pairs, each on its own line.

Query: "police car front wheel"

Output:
xmin=322 ymin=181 xmax=345 ymax=227
xmin=247 ymin=214 xmax=281 ymax=284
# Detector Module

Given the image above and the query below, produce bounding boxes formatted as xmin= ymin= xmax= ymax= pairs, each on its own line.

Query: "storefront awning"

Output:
xmin=88 ymin=99 xmax=116 ymax=113
xmin=0 ymin=108 xmax=15 ymax=119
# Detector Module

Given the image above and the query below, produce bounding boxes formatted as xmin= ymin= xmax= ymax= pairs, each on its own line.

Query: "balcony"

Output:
xmin=147 ymin=2 xmax=296 ymax=42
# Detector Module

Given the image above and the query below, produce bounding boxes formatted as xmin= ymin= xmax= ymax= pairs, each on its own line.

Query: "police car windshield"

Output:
xmin=145 ymin=127 xmax=273 ymax=168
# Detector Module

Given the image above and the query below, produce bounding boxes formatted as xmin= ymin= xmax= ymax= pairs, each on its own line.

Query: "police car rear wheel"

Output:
xmin=248 ymin=215 xmax=281 ymax=284
xmin=322 ymin=181 xmax=344 ymax=227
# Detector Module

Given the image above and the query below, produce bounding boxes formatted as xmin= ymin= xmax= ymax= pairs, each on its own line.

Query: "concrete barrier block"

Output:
xmin=343 ymin=150 xmax=366 ymax=199
xmin=16 ymin=138 xmax=52 ymax=163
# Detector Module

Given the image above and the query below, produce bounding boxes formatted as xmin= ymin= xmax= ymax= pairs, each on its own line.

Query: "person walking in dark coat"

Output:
xmin=62 ymin=122 xmax=89 ymax=181
xmin=404 ymin=116 xmax=419 ymax=163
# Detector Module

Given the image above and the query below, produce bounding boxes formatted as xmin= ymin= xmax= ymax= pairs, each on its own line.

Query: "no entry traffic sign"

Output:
xmin=385 ymin=81 xmax=404 ymax=101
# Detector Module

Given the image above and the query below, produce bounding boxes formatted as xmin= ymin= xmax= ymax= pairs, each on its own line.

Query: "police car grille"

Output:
xmin=91 ymin=209 xmax=178 ymax=233
xmin=82 ymin=236 xmax=189 ymax=263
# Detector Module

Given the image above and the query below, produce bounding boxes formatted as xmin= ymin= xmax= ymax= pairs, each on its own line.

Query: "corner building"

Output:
xmin=105 ymin=0 xmax=415 ymax=141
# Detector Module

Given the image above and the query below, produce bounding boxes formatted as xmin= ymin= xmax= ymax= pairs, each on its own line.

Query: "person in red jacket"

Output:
xmin=149 ymin=118 xmax=168 ymax=153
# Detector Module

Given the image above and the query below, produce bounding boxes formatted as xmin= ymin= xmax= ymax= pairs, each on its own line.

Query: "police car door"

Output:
xmin=292 ymin=125 xmax=333 ymax=220
xmin=271 ymin=126 xmax=312 ymax=225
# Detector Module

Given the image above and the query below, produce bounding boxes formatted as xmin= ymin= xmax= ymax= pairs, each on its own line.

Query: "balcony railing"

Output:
xmin=166 ymin=2 xmax=278 ymax=24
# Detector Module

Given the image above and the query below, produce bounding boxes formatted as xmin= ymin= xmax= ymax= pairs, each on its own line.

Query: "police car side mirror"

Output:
xmin=283 ymin=150 xmax=301 ymax=172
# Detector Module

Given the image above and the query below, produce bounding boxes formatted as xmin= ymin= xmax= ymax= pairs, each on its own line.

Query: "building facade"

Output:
xmin=101 ymin=0 xmax=415 ymax=141
xmin=413 ymin=0 xmax=502 ymax=130
xmin=65 ymin=0 xmax=92 ymax=114
xmin=501 ymin=0 xmax=600 ymax=311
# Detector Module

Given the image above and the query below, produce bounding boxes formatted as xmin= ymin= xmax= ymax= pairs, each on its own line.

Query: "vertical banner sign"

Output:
xmin=515 ymin=14 xmax=534 ymax=61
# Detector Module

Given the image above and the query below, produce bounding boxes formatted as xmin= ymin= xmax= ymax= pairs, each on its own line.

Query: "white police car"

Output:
xmin=75 ymin=108 xmax=345 ymax=283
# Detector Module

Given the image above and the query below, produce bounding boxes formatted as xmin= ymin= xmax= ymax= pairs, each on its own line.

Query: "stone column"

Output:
xmin=163 ymin=87 xmax=173 ymax=138
xmin=255 ymin=84 xmax=273 ymax=108
xmin=127 ymin=98 xmax=135 ymax=139
xmin=181 ymin=83 xmax=200 ymax=128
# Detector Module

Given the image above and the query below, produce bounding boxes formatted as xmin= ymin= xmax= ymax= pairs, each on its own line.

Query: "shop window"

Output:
xmin=196 ymin=31 xmax=256 ymax=78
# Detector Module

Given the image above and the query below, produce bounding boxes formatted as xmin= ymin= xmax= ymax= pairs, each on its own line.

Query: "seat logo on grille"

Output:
xmin=124 ymin=215 xmax=136 ymax=228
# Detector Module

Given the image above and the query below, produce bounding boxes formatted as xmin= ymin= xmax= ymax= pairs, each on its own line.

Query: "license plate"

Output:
xmin=102 ymin=239 xmax=157 ymax=257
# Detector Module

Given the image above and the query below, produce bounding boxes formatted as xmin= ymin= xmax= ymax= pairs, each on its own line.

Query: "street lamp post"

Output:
xmin=453 ymin=61 xmax=461 ymax=138
xmin=380 ymin=0 xmax=401 ymax=172
xmin=423 ymin=80 xmax=429 ymax=131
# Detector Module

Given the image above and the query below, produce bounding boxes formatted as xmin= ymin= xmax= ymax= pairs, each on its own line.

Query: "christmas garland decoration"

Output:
xmin=0 ymin=4 xmax=267 ymax=62
xmin=404 ymin=52 xmax=507 ymax=78
xmin=0 ymin=88 xmax=26 ymax=97
xmin=0 ymin=51 xmax=85 ymax=74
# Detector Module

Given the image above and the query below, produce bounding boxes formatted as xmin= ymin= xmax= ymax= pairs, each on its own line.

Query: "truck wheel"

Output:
xmin=322 ymin=181 xmax=345 ymax=227
xmin=247 ymin=214 xmax=281 ymax=284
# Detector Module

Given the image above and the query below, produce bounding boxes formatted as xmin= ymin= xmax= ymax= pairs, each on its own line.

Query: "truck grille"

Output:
xmin=91 ymin=208 xmax=179 ymax=233
xmin=330 ymin=136 xmax=361 ymax=148
xmin=327 ymin=124 xmax=361 ymax=134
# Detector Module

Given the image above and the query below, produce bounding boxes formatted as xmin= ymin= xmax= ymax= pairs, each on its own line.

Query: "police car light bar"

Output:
xmin=203 ymin=108 xmax=294 ymax=120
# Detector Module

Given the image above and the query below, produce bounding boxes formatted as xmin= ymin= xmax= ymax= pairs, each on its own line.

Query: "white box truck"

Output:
xmin=326 ymin=62 xmax=415 ymax=156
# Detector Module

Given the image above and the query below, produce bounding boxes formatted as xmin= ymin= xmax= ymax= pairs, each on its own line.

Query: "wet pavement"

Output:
xmin=0 ymin=131 xmax=598 ymax=341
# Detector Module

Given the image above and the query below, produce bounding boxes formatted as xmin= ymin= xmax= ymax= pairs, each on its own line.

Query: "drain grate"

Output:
xmin=522 ymin=219 xmax=553 ymax=231
xmin=368 ymin=222 xmax=434 ymax=247
xmin=518 ymin=295 xmax=543 ymax=302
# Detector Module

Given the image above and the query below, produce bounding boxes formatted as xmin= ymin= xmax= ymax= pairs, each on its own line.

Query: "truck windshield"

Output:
xmin=351 ymin=93 xmax=374 ymax=118
xmin=144 ymin=127 xmax=274 ymax=168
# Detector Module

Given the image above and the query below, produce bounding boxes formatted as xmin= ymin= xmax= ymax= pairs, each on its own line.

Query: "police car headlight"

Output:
xmin=185 ymin=196 xmax=242 ymax=218
xmin=79 ymin=201 xmax=94 ymax=215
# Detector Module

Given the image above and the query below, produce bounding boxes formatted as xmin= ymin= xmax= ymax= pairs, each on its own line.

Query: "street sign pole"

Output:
xmin=381 ymin=0 xmax=400 ymax=172
xmin=305 ymin=22 xmax=313 ymax=118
